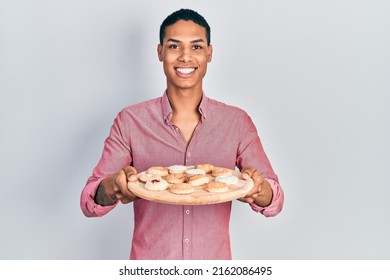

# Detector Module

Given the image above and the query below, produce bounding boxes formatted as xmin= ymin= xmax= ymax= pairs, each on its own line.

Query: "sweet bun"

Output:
xmin=211 ymin=167 xmax=232 ymax=177
xmin=139 ymin=173 xmax=162 ymax=183
xmin=147 ymin=166 xmax=169 ymax=176
xmin=205 ymin=181 xmax=229 ymax=193
xmin=195 ymin=163 xmax=214 ymax=174
xmin=185 ymin=168 xmax=206 ymax=177
xmin=163 ymin=173 xmax=186 ymax=184
xmin=168 ymin=165 xmax=187 ymax=174
xmin=187 ymin=174 xmax=210 ymax=186
xmin=169 ymin=183 xmax=195 ymax=194
xmin=144 ymin=178 xmax=169 ymax=191
xmin=215 ymin=175 xmax=239 ymax=185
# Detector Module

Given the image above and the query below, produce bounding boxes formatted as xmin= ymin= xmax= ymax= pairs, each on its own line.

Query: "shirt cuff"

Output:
xmin=249 ymin=178 xmax=284 ymax=217
xmin=81 ymin=178 xmax=118 ymax=217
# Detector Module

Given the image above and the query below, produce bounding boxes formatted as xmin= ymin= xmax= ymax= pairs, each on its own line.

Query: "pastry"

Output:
xmin=163 ymin=173 xmax=186 ymax=184
xmin=168 ymin=165 xmax=187 ymax=174
xmin=169 ymin=183 xmax=195 ymax=194
xmin=215 ymin=174 xmax=239 ymax=185
xmin=144 ymin=178 xmax=169 ymax=191
xmin=139 ymin=173 xmax=162 ymax=183
xmin=211 ymin=167 xmax=232 ymax=177
xmin=187 ymin=174 xmax=210 ymax=186
xmin=147 ymin=166 xmax=169 ymax=176
xmin=195 ymin=163 xmax=214 ymax=174
xmin=204 ymin=181 xmax=229 ymax=193
xmin=185 ymin=168 xmax=206 ymax=177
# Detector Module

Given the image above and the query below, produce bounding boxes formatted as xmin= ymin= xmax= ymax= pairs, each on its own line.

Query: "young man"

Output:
xmin=81 ymin=9 xmax=284 ymax=260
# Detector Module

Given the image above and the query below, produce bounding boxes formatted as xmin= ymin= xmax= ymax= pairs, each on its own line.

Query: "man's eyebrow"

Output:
xmin=166 ymin=38 xmax=205 ymax=43
xmin=191 ymin=39 xmax=205 ymax=43
xmin=167 ymin=38 xmax=181 ymax=43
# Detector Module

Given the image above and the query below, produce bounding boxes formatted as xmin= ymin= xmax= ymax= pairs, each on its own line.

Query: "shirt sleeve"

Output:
xmin=236 ymin=112 xmax=284 ymax=217
xmin=80 ymin=177 xmax=118 ymax=217
xmin=249 ymin=178 xmax=284 ymax=217
xmin=80 ymin=110 xmax=132 ymax=217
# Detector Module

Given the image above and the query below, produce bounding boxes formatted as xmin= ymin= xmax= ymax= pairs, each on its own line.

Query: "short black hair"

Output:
xmin=159 ymin=8 xmax=211 ymax=45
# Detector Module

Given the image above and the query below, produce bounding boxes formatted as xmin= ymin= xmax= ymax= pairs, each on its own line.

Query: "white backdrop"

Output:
xmin=1 ymin=0 xmax=389 ymax=259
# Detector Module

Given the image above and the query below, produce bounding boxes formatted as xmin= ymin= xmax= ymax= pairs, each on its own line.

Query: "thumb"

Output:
xmin=241 ymin=166 xmax=256 ymax=180
xmin=122 ymin=166 xmax=138 ymax=181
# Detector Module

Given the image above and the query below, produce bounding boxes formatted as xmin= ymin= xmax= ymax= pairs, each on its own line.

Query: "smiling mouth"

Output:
xmin=175 ymin=67 xmax=196 ymax=74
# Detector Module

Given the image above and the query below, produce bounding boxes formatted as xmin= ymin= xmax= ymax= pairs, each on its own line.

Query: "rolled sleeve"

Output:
xmin=80 ymin=177 xmax=118 ymax=217
xmin=249 ymin=178 xmax=284 ymax=217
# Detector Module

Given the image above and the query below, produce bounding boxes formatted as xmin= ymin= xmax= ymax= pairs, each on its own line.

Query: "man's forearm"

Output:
xmin=94 ymin=181 xmax=117 ymax=206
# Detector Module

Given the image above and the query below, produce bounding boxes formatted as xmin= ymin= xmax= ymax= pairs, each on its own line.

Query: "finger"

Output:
xmin=250 ymin=172 xmax=264 ymax=191
xmin=120 ymin=195 xmax=140 ymax=204
xmin=244 ymin=190 xmax=257 ymax=199
xmin=240 ymin=168 xmax=261 ymax=194
xmin=241 ymin=166 xmax=256 ymax=180
xmin=113 ymin=184 xmax=123 ymax=200
xmin=122 ymin=166 xmax=138 ymax=181
xmin=114 ymin=181 xmax=138 ymax=202
xmin=113 ymin=171 xmax=128 ymax=198
xmin=237 ymin=197 xmax=254 ymax=204
xmin=245 ymin=183 xmax=261 ymax=198
xmin=119 ymin=186 xmax=139 ymax=204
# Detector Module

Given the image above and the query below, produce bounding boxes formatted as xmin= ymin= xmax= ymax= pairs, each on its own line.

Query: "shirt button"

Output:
xmin=184 ymin=238 xmax=189 ymax=243
xmin=175 ymin=127 xmax=180 ymax=132
xmin=185 ymin=210 xmax=190 ymax=215
xmin=187 ymin=152 xmax=191 ymax=157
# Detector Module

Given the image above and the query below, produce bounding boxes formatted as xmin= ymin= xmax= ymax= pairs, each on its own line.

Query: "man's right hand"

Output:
xmin=94 ymin=166 xmax=139 ymax=206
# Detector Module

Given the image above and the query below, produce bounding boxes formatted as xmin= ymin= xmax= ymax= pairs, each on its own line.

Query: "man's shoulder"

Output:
xmin=111 ymin=96 xmax=164 ymax=125
xmin=120 ymin=96 xmax=162 ymax=114
xmin=205 ymin=96 xmax=248 ymax=116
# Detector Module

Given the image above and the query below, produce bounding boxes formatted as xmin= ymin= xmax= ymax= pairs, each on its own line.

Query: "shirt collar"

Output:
xmin=162 ymin=91 xmax=173 ymax=123
xmin=198 ymin=94 xmax=207 ymax=120
xmin=162 ymin=90 xmax=208 ymax=123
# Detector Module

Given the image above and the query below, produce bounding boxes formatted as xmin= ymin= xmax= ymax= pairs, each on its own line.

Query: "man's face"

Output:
xmin=158 ymin=20 xmax=213 ymax=92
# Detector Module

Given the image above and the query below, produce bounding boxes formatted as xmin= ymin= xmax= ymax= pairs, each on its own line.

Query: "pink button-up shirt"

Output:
xmin=80 ymin=92 xmax=284 ymax=259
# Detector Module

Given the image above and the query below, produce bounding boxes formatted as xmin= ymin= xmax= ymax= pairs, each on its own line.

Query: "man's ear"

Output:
xmin=157 ymin=44 xmax=163 ymax=62
xmin=207 ymin=44 xmax=213 ymax=62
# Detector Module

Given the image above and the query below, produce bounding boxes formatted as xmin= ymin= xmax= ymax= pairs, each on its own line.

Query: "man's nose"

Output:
xmin=178 ymin=47 xmax=191 ymax=62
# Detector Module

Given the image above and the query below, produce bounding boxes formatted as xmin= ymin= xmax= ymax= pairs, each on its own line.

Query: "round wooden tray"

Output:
xmin=127 ymin=168 xmax=254 ymax=205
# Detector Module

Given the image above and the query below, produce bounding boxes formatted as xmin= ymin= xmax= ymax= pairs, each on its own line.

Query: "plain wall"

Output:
xmin=1 ymin=0 xmax=389 ymax=259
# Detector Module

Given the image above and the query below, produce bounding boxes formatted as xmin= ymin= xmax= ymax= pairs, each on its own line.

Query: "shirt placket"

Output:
xmin=181 ymin=122 xmax=201 ymax=259
xmin=182 ymin=206 xmax=193 ymax=259
xmin=171 ymin=122 xmax=201 ymax=166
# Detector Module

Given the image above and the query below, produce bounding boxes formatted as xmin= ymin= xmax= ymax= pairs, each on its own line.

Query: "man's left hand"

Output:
xmin=238 ymin=166 xmax=273 ymax=207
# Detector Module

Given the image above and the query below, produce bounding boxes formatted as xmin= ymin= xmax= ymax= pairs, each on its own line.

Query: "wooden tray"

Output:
xmin=127 ymin=168 xmax=254 ymax=205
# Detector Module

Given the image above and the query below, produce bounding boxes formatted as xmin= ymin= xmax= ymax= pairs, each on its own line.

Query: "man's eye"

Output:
xmin=193 ymin=45 xmax=203 ymax=50
xmin=168 ymin=45 xmax=179 ymax=49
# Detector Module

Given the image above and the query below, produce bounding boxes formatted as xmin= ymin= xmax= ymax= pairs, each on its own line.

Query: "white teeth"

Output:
xmin=176 ymin=68 xmax=195 ymax=74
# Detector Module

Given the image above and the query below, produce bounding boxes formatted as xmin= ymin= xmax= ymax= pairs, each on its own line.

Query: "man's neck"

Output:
xmin=166 ymin=87 xmax=203 ymax=115
xmin=166 ymin=87 xmax=203 ymax=143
